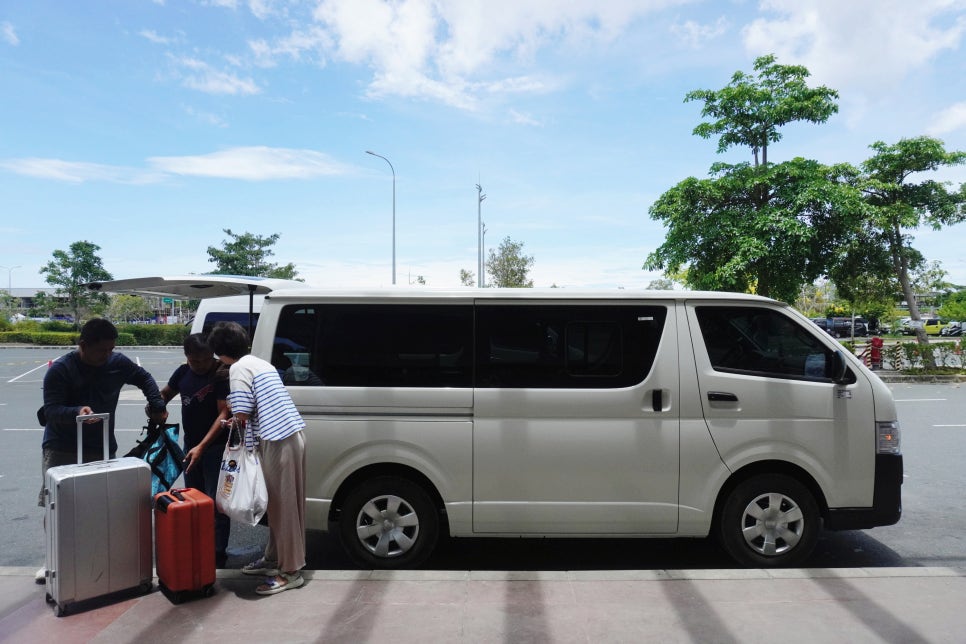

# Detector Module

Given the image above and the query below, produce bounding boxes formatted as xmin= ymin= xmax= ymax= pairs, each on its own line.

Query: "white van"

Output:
xmin=87 ymin=278 xmax=903 ymax=568
xmin=247 ymin=288 xmax=902 ymax=569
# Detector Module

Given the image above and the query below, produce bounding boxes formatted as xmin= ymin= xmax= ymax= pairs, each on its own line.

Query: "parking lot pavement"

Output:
xmin=2 ymin=566 xmax=966 ymax=643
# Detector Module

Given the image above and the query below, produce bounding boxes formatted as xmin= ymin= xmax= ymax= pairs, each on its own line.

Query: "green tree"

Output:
xmin=938 ymin=291 xmax=966 ymax=321
xmin=206 ymin=229 xmax=301 ymax=280
xmin=486 ymin=236 xmax=534 ymax=288
xmin=646 ymin=55 xmax=862 ymax=303
xmin=106 ymin=294 xmax=154 ymax=323
xmin=854 ymin=136 xmax=966 ymax=348
xmin=459 ymin=269 xmax=475 ymax=287
xmin=29 ymin=291 xmax=57 ymax=318
xmin=39 ymin=241 xmax=112 ymax=325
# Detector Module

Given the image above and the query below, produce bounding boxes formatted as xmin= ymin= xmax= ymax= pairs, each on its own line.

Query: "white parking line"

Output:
xmin=895 ymin=398 xmax=947 ymax=402
xmin=7 ymin=362 xmax=50 ymax=383
xmin=934 ymin=424 xmax=966 ymax=427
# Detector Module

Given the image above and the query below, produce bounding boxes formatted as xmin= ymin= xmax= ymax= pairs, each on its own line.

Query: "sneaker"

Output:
xmin=241 ymin=558 xmax=279 ymax=576
xmin=255 ymin=572 xmax=304 ymax=596
xmin=35 ymin=567 xmax=46 ymax=584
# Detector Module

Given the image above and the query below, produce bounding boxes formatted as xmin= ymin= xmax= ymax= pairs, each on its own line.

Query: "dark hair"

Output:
xmin=207 ymin=321 xmax=250 ymax=359
xmin=79 ymin=318 xmax=118 ymax=344
xmin=183 ymin=333 xmax=212 ymax=355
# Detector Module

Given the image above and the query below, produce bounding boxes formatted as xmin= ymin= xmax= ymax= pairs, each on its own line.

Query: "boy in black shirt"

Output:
xmin=161 ymin=333 xmax=231 ymax=567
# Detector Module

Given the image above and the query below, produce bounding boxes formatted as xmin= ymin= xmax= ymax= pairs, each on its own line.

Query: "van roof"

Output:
xmin=263 ymin=288 xmax=780 ymax=304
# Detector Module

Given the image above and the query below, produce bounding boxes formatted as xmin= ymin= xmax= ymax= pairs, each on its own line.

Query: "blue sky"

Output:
xmin=2 ymin=0 xmax=965 ymax=292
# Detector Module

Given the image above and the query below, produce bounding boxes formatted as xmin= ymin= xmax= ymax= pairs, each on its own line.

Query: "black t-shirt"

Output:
xmin=167 ymin=363 xmax=229 ymax=449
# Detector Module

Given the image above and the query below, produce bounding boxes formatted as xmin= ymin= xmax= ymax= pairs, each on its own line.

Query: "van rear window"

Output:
xmin=272 ymin=302 xmax=667 ymax=389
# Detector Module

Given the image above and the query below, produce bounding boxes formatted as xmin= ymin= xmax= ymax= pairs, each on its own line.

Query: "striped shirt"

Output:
xmin=227 ymin=354 xmax=305 ymax=445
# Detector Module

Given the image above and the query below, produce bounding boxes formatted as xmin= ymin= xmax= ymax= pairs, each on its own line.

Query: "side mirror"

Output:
xmin=831 ymin=350 xmax=852 ymax=384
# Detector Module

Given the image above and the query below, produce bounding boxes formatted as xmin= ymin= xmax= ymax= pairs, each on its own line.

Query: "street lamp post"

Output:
xmin=476 ymin=183 xmax=486 ymax=288
xmin=0 ymin=265 xmax=20 ymax=293
xmin=366 ymin=151 xmax=396 ymax=285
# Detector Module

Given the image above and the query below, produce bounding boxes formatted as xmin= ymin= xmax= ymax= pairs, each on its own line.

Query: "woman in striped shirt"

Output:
xmin=208 ymin=321 xmax=307 ymax=596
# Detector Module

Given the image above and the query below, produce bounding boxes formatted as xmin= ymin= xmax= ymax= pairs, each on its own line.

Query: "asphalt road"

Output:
xmin=2 ymin=346 xmax=964 ymax=571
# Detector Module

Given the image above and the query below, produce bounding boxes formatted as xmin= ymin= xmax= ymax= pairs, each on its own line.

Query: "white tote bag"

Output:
xmin=215 ymin=421 xmax=269 ymax=526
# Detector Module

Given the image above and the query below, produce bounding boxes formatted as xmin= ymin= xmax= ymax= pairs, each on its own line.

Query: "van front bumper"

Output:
xmin=824 ymin=454 xmax=903 ymax=530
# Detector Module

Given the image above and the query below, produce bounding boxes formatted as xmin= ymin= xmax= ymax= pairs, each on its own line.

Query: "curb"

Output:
xmin=2 ymin=566 xmax=964 ymax=582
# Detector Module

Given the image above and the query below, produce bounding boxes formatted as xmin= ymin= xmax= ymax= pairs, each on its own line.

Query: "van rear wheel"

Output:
xmin=339 ymin=476 xmax=439 ymax=569
xmin=718 ymin=474 xmax=819 ymax=567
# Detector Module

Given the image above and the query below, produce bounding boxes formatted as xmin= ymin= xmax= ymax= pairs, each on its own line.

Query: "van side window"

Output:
xmin=274 ymin=304 xmax=473 ymax=387
xmin=476 ymin=305 xmax=666 ymax=388
xmin=695 ymin=306 xmax=837 ymax=381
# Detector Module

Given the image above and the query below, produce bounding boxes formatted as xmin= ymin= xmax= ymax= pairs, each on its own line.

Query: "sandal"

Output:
xmin=255 ymin=571 xmax=304 ymax=596
xmin=241 ymin=557 xmax=279 ymax=576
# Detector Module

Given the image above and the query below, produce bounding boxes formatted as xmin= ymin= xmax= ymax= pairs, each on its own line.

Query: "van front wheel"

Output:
xmin=339 ymin=476 xmax=439 ymax=569
xmin=719 ymin=474 xmax=819 ymax=567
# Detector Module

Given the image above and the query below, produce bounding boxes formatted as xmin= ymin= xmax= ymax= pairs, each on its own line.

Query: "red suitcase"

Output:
xmin=154 ymin=488 xmax=216 ymax=602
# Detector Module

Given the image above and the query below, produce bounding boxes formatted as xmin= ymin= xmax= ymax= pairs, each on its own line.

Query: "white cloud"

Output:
xmin=147 ymin=146 xmax=352 ymax=180
xmin=508 ymin=109 xmax=542 ymax=126
xmin=273 ymin=0 xmax=688 ymax=109
xmin=139 ymin=29 xmax=173 ymax=45
xmin=0 ymin=158 xmax=161 ymax=184
xmin=2 ymin=21 xmax=19 ymax=46
xmin=671 ymin=16 xmax=729 ymax=48
xmin=742 ymin=0 xmax=966 ymax=94
xmin=1 ymin=147 xmax=351 ymax=183
xmin=174 ymin=56 xmax=261 ymax=94
xmin=927 ymin=102 xmax=966 ymax=136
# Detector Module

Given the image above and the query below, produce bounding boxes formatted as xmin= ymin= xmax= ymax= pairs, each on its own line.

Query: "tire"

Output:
xmin=338 ymin=476 xmax=439 ymax=569
xmin=718 ymin=474 xmax=819 ymax=568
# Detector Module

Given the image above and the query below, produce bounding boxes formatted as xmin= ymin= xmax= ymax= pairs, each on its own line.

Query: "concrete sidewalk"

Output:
xmin=1 ymin=567 xmax=965 ymax=643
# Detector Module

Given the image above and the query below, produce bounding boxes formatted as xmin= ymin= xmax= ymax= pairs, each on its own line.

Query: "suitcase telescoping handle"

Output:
xmin=75 ymin=413 xmax=111 ymax=463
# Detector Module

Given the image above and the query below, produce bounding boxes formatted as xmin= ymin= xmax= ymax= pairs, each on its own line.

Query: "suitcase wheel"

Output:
xmin=139 ymin=581 xmax=153 ymax=594
xmin=45 ymin=593 xmax=53 ymax=604
xmin=203 ymin=584 xmax=216 ymax=598
xmin=54 ymin=603 xmax=68 ymax=617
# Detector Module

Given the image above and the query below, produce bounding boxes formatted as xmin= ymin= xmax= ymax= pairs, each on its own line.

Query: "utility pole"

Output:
xmin=476 ymin=182 xmax=486 ymax=288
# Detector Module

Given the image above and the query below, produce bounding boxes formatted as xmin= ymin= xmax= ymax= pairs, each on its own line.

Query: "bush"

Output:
xmin=40 ymin=320 xmax=76 ymax=332
xmin=0 ymin=331 xmax=35 ymax=343
xmin=117 ymin=324 xmax=188 ymax=346
xmin=30 ymin=332 xmax=79 ymax=345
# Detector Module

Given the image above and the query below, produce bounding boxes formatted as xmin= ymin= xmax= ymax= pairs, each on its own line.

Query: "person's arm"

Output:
xmin=184 ymin=398 xmax=230 ymax=472
xmin=42 ymin=358 xmax=84 ymax=423
xmin=119 ymin=354 xmax=167 ymax=422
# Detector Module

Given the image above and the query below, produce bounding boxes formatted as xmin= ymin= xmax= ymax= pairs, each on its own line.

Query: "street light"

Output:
xmin=365 ymin=151 xmax=396 ymax=285
xmin=0 ymin=265 xmax=20 ymax=293
xmin=476 ymin=183 xmax=486 ymax=288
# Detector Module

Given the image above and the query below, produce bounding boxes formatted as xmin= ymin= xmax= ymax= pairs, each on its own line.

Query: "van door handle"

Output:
xmin=707 ymin=391 xmax=738 ymax=403
xmin=652 ymin=389 xmax=663 ymax=412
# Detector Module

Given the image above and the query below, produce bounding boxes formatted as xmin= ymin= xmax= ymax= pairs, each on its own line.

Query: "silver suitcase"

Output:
xmin=44 ymin=413 xmax=153 ymax=616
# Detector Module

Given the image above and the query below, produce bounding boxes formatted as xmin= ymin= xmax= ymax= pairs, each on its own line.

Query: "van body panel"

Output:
xmin=472 ymin=298 xmax=680 ymax=534
xmin=686 ymin=301 xmax=877 ymax=509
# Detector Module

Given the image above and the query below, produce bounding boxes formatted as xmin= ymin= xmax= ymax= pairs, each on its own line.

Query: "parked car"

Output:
xmin=901 ymin=317 xmax=948 ymax=336
xmin=810 ymin=317 xmax=866 ymax=338
xmin=940 ymin=321 xmax=962 ymax=337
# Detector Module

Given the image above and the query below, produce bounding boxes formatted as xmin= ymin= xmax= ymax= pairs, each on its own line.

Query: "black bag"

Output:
xmin=37 ymin=406 xmax=47 ymax=427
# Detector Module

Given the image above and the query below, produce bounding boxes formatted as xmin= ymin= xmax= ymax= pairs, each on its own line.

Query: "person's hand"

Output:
xmin=184 ymin=445 xmax=203 ymax=473
xmin=79 ymin=406 xmax=99 ymax=423
xmin=146 ymin=405 xmax=168 ymax=424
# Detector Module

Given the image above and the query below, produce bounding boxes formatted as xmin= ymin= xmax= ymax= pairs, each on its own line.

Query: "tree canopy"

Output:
xmin=486 ymin=236 xmax=535 ymax=288
xmin=39 ymin=240 xmax=112 ymax=324
xmin=206 ymin=229 xmax=301 ymax=280
xmin=848 ymin=136 xmax=966 ymax=345
xmin=647 ymin=55 xmax=856 ymax=303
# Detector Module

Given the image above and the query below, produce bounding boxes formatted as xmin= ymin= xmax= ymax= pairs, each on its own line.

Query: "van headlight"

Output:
xmin=876 ymin=421 xmax=901 ymax=455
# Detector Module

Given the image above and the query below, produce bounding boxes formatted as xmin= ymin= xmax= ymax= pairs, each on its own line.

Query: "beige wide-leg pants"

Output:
xmin=260 ymin=431 xmax=306 ymax=573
